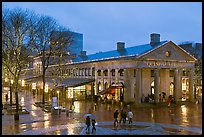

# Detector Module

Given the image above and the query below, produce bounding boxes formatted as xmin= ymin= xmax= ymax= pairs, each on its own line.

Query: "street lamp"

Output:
xmin=57 ymin=90 xmax=60 ymax=115
xmin=11 ymin=79 xmax=13 ymax=84
xmin=22 ymin=80 xmax=25 ymax=93
xmin=5 ymin=78 xmax=8 ymax=82
xmin=10 ymin=79 xmax=14 ymax=106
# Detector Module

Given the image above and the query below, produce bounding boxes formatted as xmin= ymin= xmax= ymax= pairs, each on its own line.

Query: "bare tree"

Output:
xmin=29 ymin=15 xmax=73 ymax=105
xmin=2 ymin=7 xmax=33 ymax=120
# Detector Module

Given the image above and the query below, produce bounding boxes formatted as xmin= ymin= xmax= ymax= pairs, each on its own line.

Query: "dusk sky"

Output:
xmin=3 ymin=2 xmax=202 ymax=55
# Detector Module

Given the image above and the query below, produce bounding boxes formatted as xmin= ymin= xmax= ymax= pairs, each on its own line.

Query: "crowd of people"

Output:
xmin=113 ymin=108 xmax=134 ymax=128
xmin=84 ymin=92 xmax=180 ymax=134
xmin=85 ymin=105 xmax=135 ymax=134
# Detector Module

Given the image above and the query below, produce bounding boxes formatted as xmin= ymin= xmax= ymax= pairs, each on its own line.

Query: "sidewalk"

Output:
xmin=2 ymin=90 xmax=202 ymax=135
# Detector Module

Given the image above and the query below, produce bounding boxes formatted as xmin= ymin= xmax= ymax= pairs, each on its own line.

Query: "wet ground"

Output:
xmin=2 ymin=91 xmax=202 ymax=135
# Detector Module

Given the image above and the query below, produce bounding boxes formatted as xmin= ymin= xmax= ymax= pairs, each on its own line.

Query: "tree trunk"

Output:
xmin=42 ymin=71 xmax=46 ymax=104
xmin=14 ymin=78 xmax=19 ymax=121
xmin=10 ymin=82 xmax=12 ymax=106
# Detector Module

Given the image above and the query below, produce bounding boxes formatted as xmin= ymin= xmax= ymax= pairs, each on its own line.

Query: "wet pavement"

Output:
xmin=2 ymin=90 xmax=202 ymax=135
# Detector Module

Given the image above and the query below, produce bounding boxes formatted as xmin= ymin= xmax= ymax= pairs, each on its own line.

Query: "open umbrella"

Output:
xmin=84 ymin=113 xmax=92 ymax=117
xmin=91 ymin=115 xmax=97 ymax=119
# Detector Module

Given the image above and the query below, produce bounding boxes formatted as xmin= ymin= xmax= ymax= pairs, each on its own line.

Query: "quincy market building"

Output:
xmin=21 ymin=33 xmax=197 ymax=104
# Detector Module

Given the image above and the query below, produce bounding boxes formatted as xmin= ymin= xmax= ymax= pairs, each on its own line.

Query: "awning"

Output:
xmin=111 ymin=83 xmax=124 ymax=88
xmin=99 ymin=83 xmax=124 ymax=95
xmin=23 ymin=76 xmax=95 ymax=88
xmin=98 ymin=87 xmax=115 ymax=95
xmin=57 ymin=78 xmax=95 ymax=88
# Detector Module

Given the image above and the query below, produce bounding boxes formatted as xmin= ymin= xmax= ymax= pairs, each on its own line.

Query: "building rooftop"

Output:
xmin=73 ymin=40 xmax=168 ymax=62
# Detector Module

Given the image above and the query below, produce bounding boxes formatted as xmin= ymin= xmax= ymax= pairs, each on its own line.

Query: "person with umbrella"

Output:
xmin=91 ymin=115 xmax=97 ymax=133
xmin=85 ymin=115 xmax=91 ymax=134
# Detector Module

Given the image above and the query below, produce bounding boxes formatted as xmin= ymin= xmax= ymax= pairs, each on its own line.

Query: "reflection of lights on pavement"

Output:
xmin=31 ymin=104 xmax=37 ymax=109
xmin=68 ymin=127 xmax=74 ymax=134
xmin=74 ymin=101 xmax=80 ymax=113
xmin=32 ymin=122 xmax=38 ymax=128
xmin=181 ymin=105 xmax=187 ymax=114
xmin=31 ymin=105 xmax=37 ymax=116
xmin=56 ymin=130 xmax=61 ymax=135
xmin=150 ymin=109 xmax=154 ymax=118
xmin=20 ymin=124 xmax=27 ymax=129
xmin=21 ymin=96 xmax=25 ymax=106
xmin=43 ymin=113 xmax=50 ymax=128
xmin=44 ymin=121 xmax=50 ymax=129
xmin=181 ymin=105 xmax=188 ymax=122
xmin=30 ymin=111 xmax=37 ymax=117
xmin=44 ymin=113 xmax=49 ymax=120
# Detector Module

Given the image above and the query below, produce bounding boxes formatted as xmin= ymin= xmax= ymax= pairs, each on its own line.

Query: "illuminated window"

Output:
xmin=170 ymin=83 xmax=174 ymax=95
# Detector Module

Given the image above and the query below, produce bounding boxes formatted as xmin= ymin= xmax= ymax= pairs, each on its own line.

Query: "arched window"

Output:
xmin=119 ymin=69 xmax=124 ymax=76
xmin=111 ymin=69 xmax=115 ymax=76
xmin=104 ymin=82 xmax=108 ymax=89
xmin=170 ymin=82 xmax=174 ymax=95
xmin=103 ymin=70 xmax=108 ymax=76
xmin=98 ymin=82 xmax=102 ymax=92
xmin=97 ymin=70 xmax=101 ymax=76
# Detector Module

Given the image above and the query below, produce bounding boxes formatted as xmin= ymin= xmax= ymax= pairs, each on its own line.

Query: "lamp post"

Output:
xmin=10 ymin=79 xmax=13 ymax=106
xmin=22 ymin=80 xmax=25 ymax=93
xmin=57 ymin=90 xmax=60 ymax=115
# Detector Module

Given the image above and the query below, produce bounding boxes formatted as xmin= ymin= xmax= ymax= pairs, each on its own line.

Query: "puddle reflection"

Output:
xmin=181 ymin=105 xmax=188 ymax=123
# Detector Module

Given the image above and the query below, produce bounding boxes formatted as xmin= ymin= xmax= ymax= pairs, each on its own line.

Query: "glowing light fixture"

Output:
xmin=32 ymin=83 xmax=36 ymax=90
xmin=22 ymin=80 xmax=25 ymax=87
xmin=5 ymin=78 xmax=8 ymax=82
xmin=45 ymin=83 xmax=48 ymax=93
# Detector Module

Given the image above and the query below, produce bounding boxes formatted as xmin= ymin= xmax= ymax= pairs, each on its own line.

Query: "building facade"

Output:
xmin=178 ymin=42 xmax=202 ymax=102
xmin=20 ymin=33 xmax=197 ymax=104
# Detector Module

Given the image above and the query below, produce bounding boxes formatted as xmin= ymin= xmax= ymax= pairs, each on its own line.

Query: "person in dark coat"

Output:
xmin=113 ymin=110 xmax=119 ymax=127
xmin=123 ymin=111 xmax=127 ymax=124
xmin=86 ymin=116 xmax=91 ymax=133
xmin=119 ymin=109 xmax=124 ymax=124
xmin=5 ymin=94 xmax=8 ymax=102
xmin=91 ymin=118 xmax=96 ymax=133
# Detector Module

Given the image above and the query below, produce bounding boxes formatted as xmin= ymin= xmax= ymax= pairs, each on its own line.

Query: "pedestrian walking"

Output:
xmin=5 ymin=94 xmax=8 ymax=102
xmin=123 ymin=111 xmax=127 ymax=124
xmin=128 ymin=109 xmax=133 ymax=125
xmin=86 ymin=116 xmax=91 ymax=134
xmin=119 ymin=109 xmax=124 ymax=124
xmin=113 ymin=110 xmax=119 ymax=127
xmin=91 ymin=118 xmax=96 ymax=133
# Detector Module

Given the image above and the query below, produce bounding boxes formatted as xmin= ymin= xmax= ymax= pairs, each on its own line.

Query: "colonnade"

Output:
xmin=93 ymin=67 xmax=195 ymax=103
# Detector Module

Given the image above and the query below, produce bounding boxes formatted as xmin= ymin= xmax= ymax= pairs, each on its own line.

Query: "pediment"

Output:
xmin=138 ymin=41 xmax=196 ymax=62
